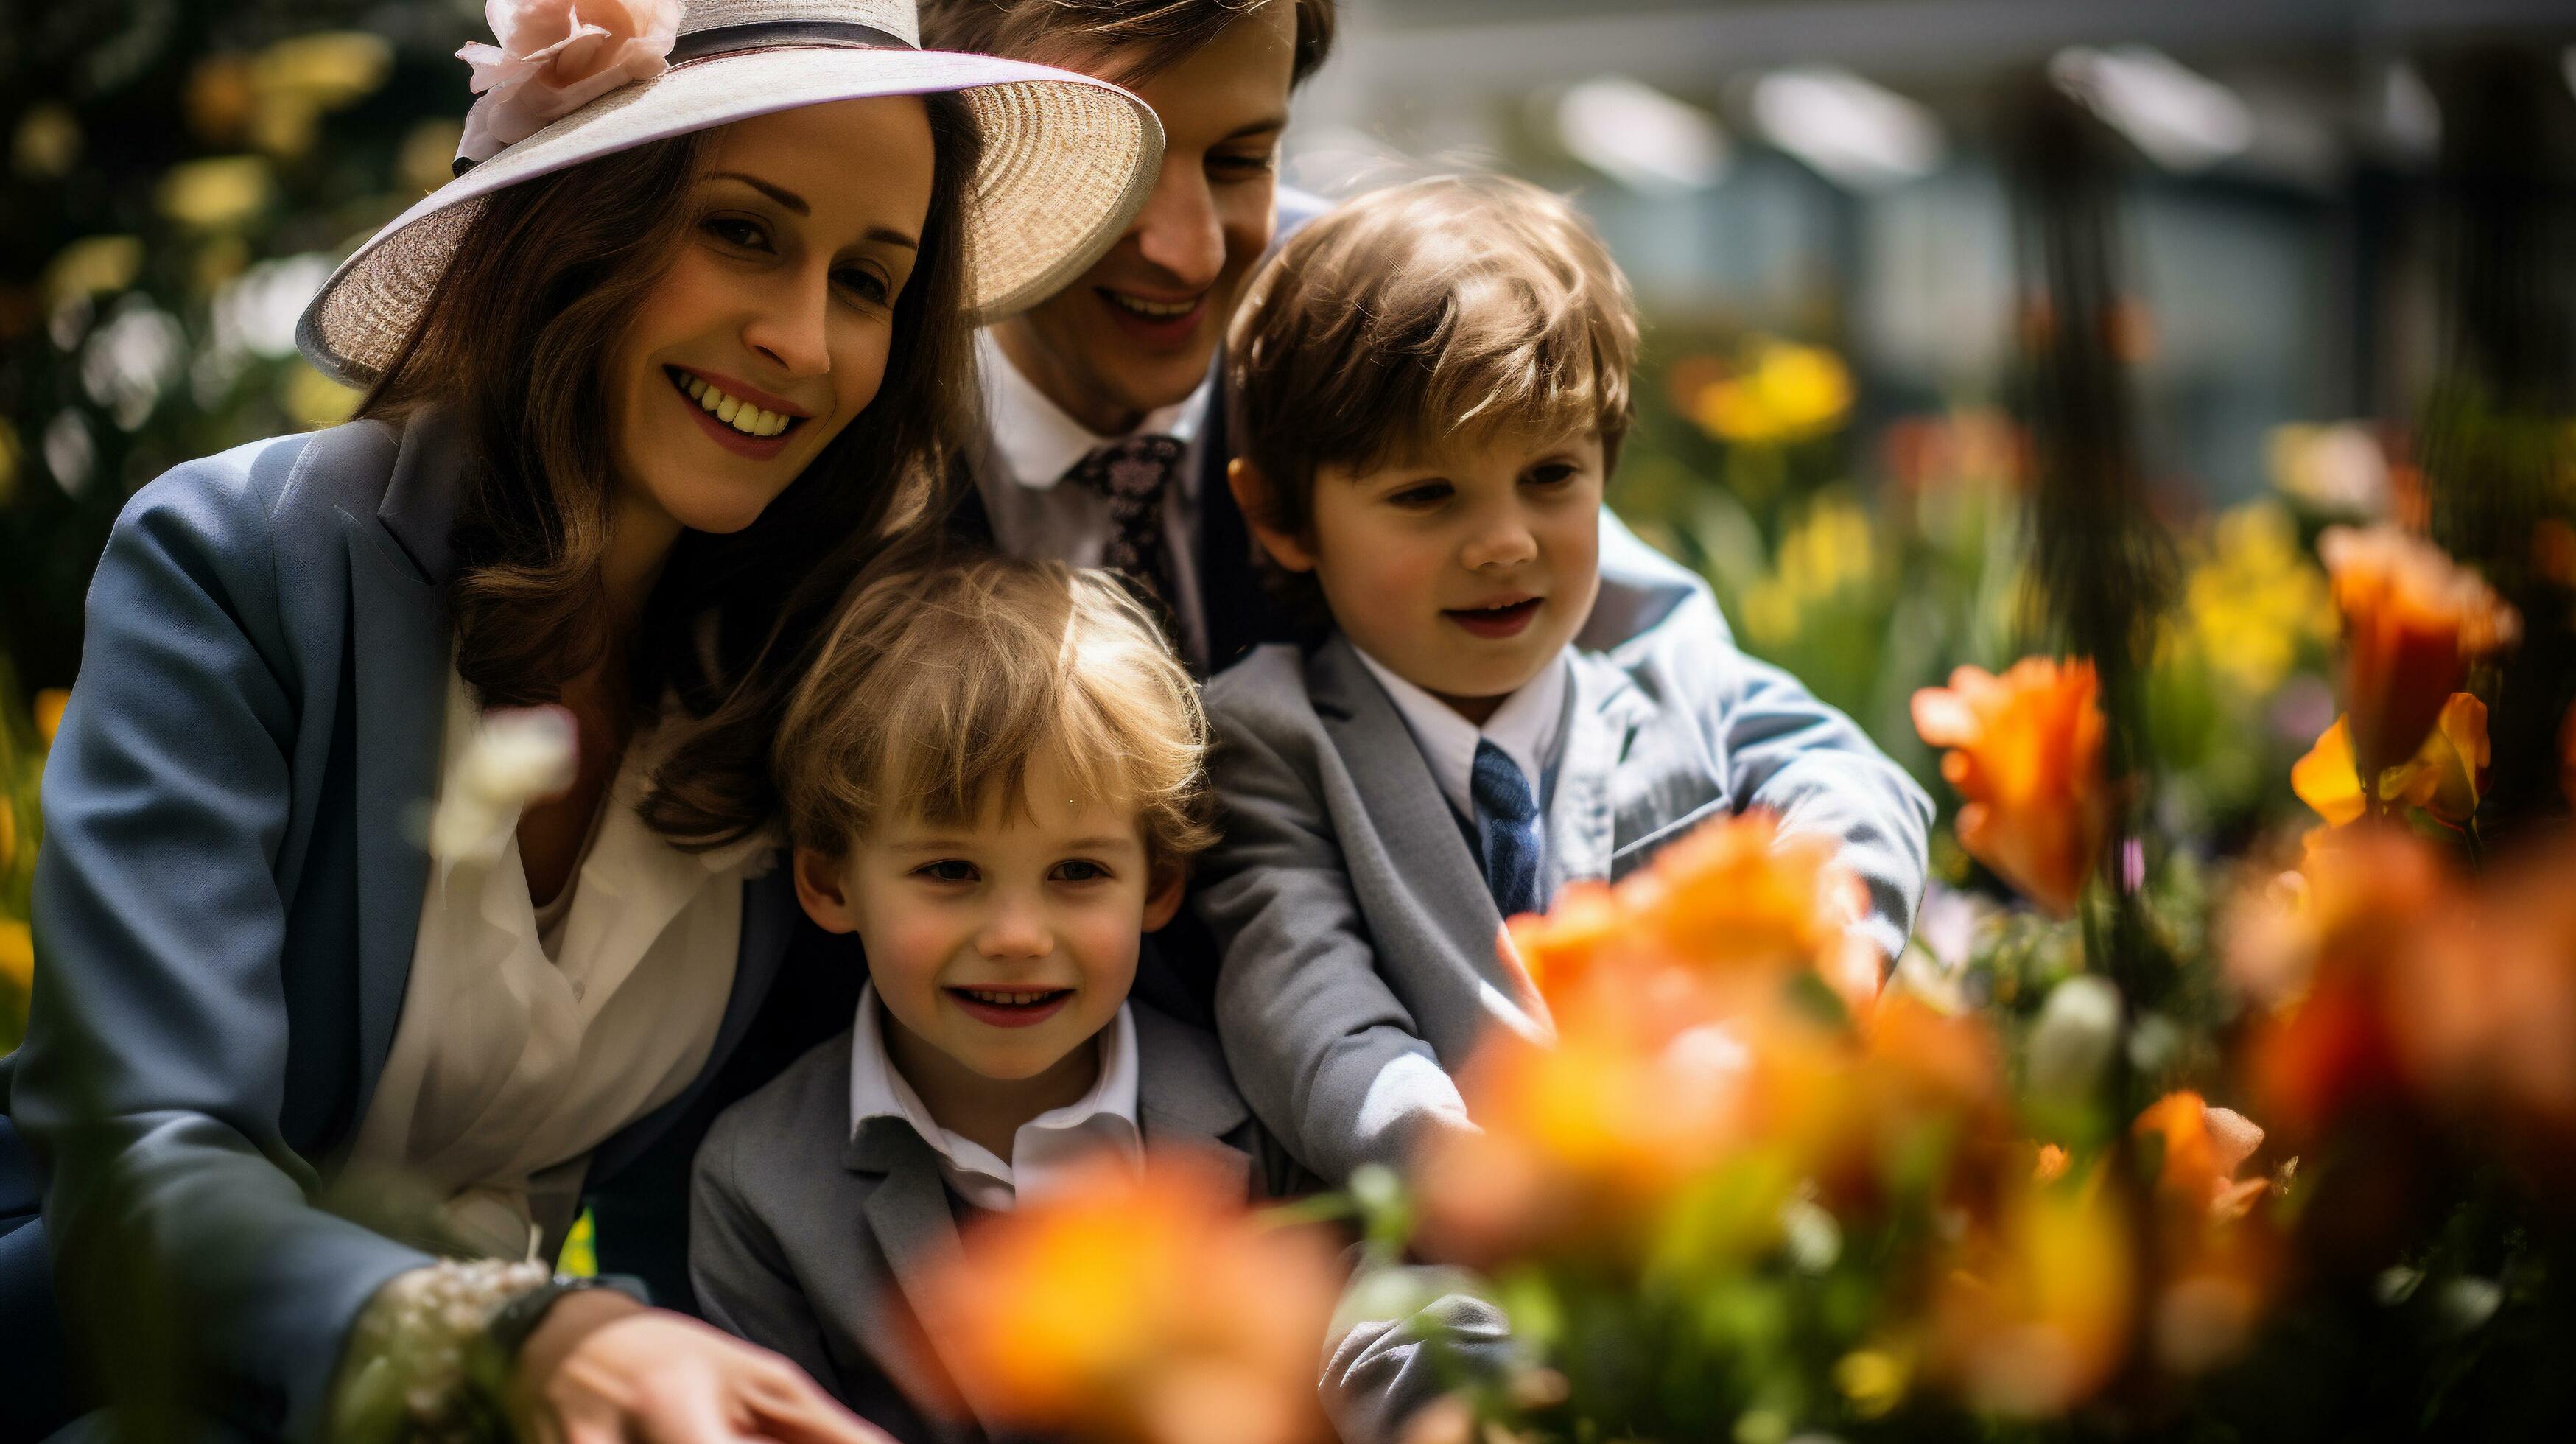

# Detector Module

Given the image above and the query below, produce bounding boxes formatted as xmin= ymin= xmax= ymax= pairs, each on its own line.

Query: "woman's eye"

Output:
xmin=1210 ymin=149 xmax=1277 ymax=180
xmin=1052 ymin=860 xmax=1109 ymax=883
xmin=835 ymin=267 xmax=891 ymax=306
xmin=918 ymin=859 xmax=978 ymax=883
xmin=705 ymin=216 xmax=769 ymax=250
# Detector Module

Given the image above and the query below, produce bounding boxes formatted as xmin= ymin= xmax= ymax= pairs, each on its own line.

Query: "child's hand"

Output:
xmin=513 ymin=1296 xmax=890 ymax=1444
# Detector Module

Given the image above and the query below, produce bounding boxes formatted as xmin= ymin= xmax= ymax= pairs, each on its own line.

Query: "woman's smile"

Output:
xmin=666 ymin=365 xmax=808 ymax=460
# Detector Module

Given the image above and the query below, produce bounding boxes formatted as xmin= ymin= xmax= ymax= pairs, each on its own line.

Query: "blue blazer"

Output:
xmin=0 ymin=411 xmax=825 ymax=1440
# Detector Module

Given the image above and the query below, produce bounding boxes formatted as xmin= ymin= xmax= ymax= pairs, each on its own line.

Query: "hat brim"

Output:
xmin=298 ymin=48 xmax=1161 ymax=386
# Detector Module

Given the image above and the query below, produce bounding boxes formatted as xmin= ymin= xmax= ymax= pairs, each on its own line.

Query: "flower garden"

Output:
xmin=7 ymin=9 xmax=2576 ymax=1442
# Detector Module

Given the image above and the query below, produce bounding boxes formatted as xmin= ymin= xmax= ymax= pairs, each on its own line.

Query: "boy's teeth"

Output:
xmin=961 ymin=987 xmax=1059 ymax=1006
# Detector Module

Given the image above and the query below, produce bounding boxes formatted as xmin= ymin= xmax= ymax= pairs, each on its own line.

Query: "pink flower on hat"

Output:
xmin=455 ymin=0 xmax=682 ymax=164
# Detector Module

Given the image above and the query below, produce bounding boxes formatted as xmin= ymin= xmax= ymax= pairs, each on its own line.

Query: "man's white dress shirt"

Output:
xmin=970 ymin=329 xmax=1214 ymax=669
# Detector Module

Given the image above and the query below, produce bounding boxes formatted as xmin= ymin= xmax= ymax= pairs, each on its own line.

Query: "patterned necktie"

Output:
xmin=1471 ymin=739 xmax=1543 ymax=919
xmin=1062 ymin=434 xmax=1187 ymax=620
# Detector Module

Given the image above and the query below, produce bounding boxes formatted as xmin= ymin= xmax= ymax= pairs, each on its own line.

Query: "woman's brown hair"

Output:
xmin=359 ymin=93 xmax=985 ymax=848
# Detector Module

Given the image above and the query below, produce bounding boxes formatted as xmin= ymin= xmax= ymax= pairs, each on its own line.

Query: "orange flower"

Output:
xmin=1911 ymin=659 xmax=2112 ymax=917
xmin=2293 ymin=693 xmax=2489 ymax=830
xmin=2317 ymin=525 xmax=2518 ymax=782
xmin=2289 ymin=717 xmax=2366 ymax=827
xmin=924 ymin=1154 xmax=1341 ymax=1444
xmin=2227 ymin=827 xmax=2452 ymax=1139
xmin=1929 ymin=1166 xmax=2134 ymax=1417
xmin=2388 ymin=843 xmax=2576 ymax=1149
xmin=2379 ymin=692 xmax=2488 ymax=826
xmin=1509 ymin=810 xmax=1876 ymax=1021
xmin=2133 ymin=1092 xmax=2267 ymax=1222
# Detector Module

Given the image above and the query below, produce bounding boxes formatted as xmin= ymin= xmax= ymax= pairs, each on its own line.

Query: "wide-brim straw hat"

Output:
xmin=298 ymin=0 xmax=1162 ymax=386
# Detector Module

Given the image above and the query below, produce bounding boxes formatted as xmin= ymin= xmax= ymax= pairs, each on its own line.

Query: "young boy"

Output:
xmin=689 ymin=553 xmax=1491 ymax=1443
xmin=1200 ymin=175 xmax=1937 ymax=1186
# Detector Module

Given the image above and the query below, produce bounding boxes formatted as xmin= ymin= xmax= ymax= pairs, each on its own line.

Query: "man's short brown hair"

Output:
xmin=1225 ymin=174 xmax=1641 ymax=547
xmin=773 ymin=549 xmax=1216 ymax=869
xmin=919 ymin=0 xmax=1337 ymax=88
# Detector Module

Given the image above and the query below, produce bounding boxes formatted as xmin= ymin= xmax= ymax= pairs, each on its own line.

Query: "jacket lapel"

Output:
xmin=1545 ymin=653 xmax=1643 ymax=894
xmin=1307 ymin=638 xmax=1528 ymax=1009
xmin=587 ymin=869 xmax=799 ymax=1180
xmin=343 ymin=415 xmax=463 ymax=1125
xmin=849 ymin=1119 xmax=989 ymax=1436
xmin=1131 ymin=1009 xmax=1256 ymax=1194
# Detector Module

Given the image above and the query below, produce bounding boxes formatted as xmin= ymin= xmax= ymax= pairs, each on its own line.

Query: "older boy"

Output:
xmin=1199 ymin=177 xmax=1935 ymax=1185
xmin=690 ymin=553 xmax=1496 ymax=1443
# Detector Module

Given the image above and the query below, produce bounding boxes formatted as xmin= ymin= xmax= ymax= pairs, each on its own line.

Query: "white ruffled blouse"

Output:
xmin=344 ymin=668 xmax=773 ymax=1261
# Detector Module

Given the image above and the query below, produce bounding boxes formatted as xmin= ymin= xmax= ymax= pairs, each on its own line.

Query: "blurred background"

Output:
xmin=4 ymin=0 xmax=2576 ymax=1048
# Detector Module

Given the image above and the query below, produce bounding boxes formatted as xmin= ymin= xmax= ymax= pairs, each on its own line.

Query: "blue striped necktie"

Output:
xmin=1471 ymin=739 xmax=1542 ymax=918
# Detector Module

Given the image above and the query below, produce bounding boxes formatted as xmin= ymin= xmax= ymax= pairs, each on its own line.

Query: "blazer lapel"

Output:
xmin=343 ymin=416 xmax=463 ymax=1125
xmin=587 ymin=868 xmax=798 ymax=1180
xmin=1306 ymin=639 xmax=1526 ymax=1007
xmin=1545 ymin=654 xmax=1643 ymax=894
xmin=1131 ymin=1011 xmax=1256 ymax=1195
xmin=849 ymin=1120 xmax=990 ymax=1436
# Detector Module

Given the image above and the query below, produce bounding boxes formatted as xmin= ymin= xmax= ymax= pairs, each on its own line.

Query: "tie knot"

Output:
xmin=1066 ymin=433 xmax=1187 ymax=503
xmin=1471 ymin=740 xmax=1538 ymax=827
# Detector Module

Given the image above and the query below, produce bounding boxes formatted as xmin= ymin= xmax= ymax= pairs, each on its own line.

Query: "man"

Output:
xmin=924 ymin=0 xmax=1336 ymax=675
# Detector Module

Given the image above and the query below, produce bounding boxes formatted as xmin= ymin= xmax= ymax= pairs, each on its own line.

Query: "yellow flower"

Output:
xmin=2379 ymin=692 xmax=2488 ymax=826
xmin=43 ymin=235 xmax=144 ymax=307
xmin=157 ymin=156 xmax=275 ymax=230
xmin=2290 ymin=717 xmax=2365 ymax=827
xmin=1687 ymin=337 xmax=1853 ymax=445
xmin=1911 ymin=659 xmax=2113 ymax=918
xmin=1930 ymin=1167 xmax=2134 ymax=1417
xmin=0 ymin=920 xmax=32 ymax=995
xmin=2180 ymin=503 xmax=2334 ymax=696
xmin=281 ymin=362 xmax=361 ymax=430
xmin=35 ymin=688 xmax=69 ymax=747
xmin=2294 ymin=693 xmax=2488 ymax=830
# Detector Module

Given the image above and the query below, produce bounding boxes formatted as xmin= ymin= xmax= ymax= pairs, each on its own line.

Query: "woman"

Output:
xmin=0 ymin=1 xmax=1161 ymax=1437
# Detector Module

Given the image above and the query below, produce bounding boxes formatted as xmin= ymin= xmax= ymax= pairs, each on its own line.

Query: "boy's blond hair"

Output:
xmin=1225 ymin=173 xmax=1640 ymax=548
xmin=773 ymin=550 xmax=1216 ymax=869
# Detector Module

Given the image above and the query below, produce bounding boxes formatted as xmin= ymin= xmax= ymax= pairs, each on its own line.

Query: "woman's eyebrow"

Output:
xmin=708 ymin=169 xmax=919 ymax=251
xmin=710 ymin=170 xmax=809 ymax=214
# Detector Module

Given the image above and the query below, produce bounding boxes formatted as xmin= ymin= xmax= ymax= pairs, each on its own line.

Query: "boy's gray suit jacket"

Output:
xmin=1196 ymin=620 xmax=1936 ymax=1185
xmin=0 ymin=413 xmax=812 ymax=1440
xmin=689 ymin=1001 xmax=1502 ymax=1444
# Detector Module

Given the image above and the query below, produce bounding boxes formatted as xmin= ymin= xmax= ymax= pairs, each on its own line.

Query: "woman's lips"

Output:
xmin=1445 ymin=597 xmax=1544 ymax=639
xmin=944 ymin=986 xmax=1075 ymax=1030
xmin=669 ymin=367 xmax=796 ymax=460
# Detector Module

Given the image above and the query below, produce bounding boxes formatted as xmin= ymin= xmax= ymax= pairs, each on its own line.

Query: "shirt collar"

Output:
xmin=847 ymin=984 xmax=1143 ymax=1190
xmin=975 ymin=328 xmax=1209 ymax=491
xmin=1351 ymin=644 xmax=1573 ymax=822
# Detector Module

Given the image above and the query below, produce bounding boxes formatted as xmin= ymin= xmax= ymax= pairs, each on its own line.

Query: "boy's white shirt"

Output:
xmin=846 ymin=983 xmax=1143 ymax=1211
xmin=1350 ymin=643 xmax=1572 ymax=826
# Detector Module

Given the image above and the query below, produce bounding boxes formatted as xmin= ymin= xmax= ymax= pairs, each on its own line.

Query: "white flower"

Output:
xmin=427 ymin=705 xmax=578 ymax=863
